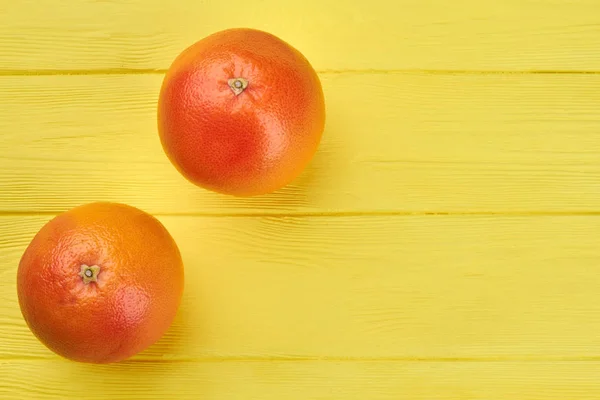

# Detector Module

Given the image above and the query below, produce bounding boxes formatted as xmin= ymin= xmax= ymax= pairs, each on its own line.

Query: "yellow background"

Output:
xmin=2 ymin=0 xmax=600 ymax=398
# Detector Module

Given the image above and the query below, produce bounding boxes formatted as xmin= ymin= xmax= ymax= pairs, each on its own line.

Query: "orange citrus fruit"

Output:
xmin=17 ymin=202 xmax=184 ymax=363
xmin=157 ymin=28 xmax=326 ymax=196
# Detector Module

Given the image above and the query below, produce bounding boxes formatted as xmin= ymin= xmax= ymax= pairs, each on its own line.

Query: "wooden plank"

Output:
xmin=2 ymin=0 xmax=600 ymax=72
xmin=2 ymin=215 xmax=600 ymax=360
xmin=2 ymin=360 xmax=600 ymax=399
xmin=2 ymin=73 xmax=600 ymax=214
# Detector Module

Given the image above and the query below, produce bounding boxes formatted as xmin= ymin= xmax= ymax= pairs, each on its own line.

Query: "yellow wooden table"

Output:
xmin=2 ymin=0 xmax=600 ymax=398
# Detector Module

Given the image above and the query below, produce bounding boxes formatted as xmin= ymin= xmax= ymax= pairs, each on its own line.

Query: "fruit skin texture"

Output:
xmin=157 ymin=28 xmax=326 ymax=196
xmin=17 ymin=202 xmax=184 ymax=364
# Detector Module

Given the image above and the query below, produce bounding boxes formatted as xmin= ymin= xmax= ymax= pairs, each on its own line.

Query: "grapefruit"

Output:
xmin=17 ymin=202 xmax=184 ymax=363
xmin=157 ymin=28 xmax=326 ymax=196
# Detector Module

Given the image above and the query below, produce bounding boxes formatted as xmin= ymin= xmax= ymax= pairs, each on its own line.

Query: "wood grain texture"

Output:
xmin=2 ymin=73 xmax=600 ymax=214
xmin=2 ymin=215 xmax=600 ymax=360
xmin=2 ymin=0 xmax=600 ymax=72
xmin=2 ymin=360 xmax=600 ymax=399
xmin=3 ymin=2 xmax=600 ymax=398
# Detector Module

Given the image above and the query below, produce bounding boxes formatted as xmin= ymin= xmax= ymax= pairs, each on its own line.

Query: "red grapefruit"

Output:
xmin=17 ymin=202 xmax=184 ymax=363
xmin=157 ymin=28 xmax=326 ymax=196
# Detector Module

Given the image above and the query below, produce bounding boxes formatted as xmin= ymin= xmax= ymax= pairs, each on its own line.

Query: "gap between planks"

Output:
xmin=1 ymin=69 xmax=600 ymax=77
xmin=8 ymin=355 xmax=600 ymax=364
xmin=4 ymin=210 xmax=600 ymax=218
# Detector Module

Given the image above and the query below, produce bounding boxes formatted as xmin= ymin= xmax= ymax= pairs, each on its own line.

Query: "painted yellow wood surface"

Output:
xmin=4 ymin=360 xmax=600 ymax=400
xmin=3 ymin=215 xmax=600 ymax=361
xmin=2 ymin=0 xmax=600 ymax=398
xmin=2 ymin=0 xmax=600 ymax=72
xmin=2 ymin=73 xmax=600 ymax=214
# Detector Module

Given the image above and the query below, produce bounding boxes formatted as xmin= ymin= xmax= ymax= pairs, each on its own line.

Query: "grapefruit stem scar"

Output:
xmin=79 ymin=264 xmax=100 ymax=284
xmin=227 ymin=78 xmax=248 ymax=96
